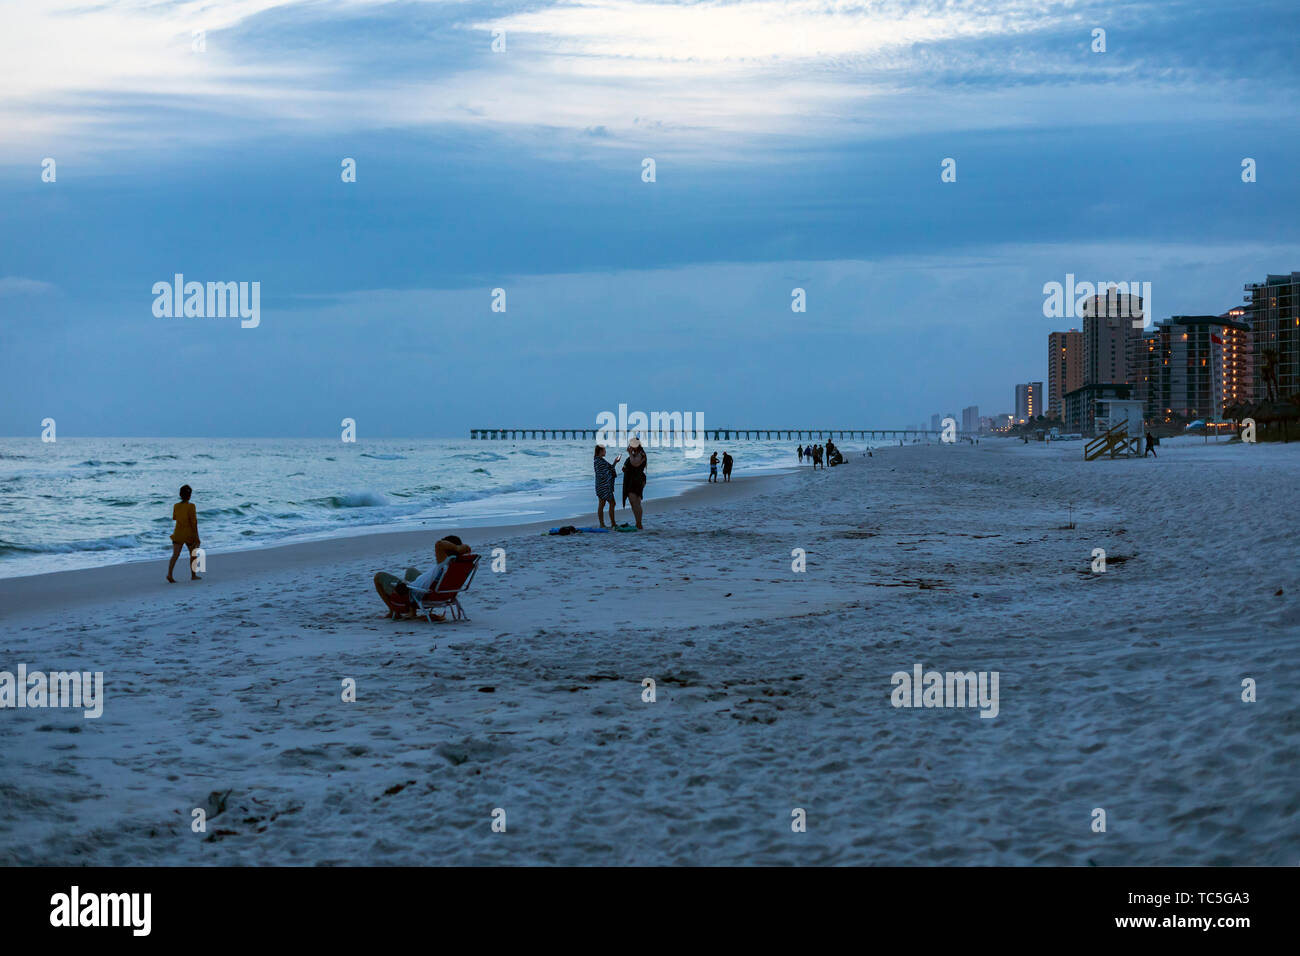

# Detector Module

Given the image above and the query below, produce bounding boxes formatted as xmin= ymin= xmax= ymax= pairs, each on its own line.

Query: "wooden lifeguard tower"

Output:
xmin=1084 ymin=399 xmax=1145 ymax=460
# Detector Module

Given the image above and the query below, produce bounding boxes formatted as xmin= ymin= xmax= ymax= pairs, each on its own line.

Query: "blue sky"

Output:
xmin=2 ymin=0 xmax=1299 ymax=436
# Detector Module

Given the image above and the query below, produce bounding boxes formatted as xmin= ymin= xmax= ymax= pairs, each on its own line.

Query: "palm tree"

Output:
xmin=1261 ymin=348 xmax=1280 ymax=403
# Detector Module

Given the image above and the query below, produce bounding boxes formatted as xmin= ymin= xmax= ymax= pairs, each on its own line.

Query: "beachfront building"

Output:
xmin=1063 ymin=383 xmax=1134 ymax=437
xmin=1047 ymin=329 xmax=1083 ymax=419
xmin=1217 ymin=310 xmax=1253 ymax=414
xmin=1133 ymin=312 xmax=1253 ymax=423
xmin=962 ymin=405 xmax=979 ymax=434
xmin=1082 ymin=293 xmax=1145 ymax=388
xmin=1014 ymin=382 xmax=1042 ymax=423
xmin=1243 ymin=272 xmax=1300 ymax=402
xmin=929 ymin=413 xmax=942 ymax=431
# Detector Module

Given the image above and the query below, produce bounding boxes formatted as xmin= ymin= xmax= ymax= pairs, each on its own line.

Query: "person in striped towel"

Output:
xmin=594 ymin=444 xmax=620 ymax=528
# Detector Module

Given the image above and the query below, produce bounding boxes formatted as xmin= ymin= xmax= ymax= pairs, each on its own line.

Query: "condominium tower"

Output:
xmin=1047 ymin=329 xmax=1083 ymax=419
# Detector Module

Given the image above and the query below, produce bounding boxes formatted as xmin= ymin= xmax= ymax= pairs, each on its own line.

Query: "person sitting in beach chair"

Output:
xmin=374 ymin=535 xmax=473 ymax=621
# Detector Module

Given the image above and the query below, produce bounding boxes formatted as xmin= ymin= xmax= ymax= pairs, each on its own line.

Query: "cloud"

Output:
xmin=0 ymin=277 xmax=56 ymax=296
xmin=5 ymin=0 xmax=1294 ymax=164
xmin=477 ymin=0 xmax=1056 ymax=64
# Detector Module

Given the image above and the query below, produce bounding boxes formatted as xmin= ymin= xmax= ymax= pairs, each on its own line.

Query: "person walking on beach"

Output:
xmin=709 ymin=451 xmax=719 ymax=483
xmin=1145 ymin=431 xmax=1158 ymax=458
xmin=594 ymin=445 xmax=620 ymax=526
xmin=167 ymin=484 xmax=200 ymax=583
xmin=622 ymin=440 xmax=647 ymax=529
xmin=797 ymin=444 xmax=804 ymax=463
xmin=722 ymin=451 xmax=733 ymax=482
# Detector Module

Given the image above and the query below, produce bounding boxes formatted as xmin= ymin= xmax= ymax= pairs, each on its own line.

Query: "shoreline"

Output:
xmin=0 ymin=434 xmax=817 ymax=581
xmin=0 ymin=467 xmax=796 ymax=618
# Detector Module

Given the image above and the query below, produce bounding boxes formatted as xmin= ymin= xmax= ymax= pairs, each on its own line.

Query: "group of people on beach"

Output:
xmin=593 ymin=440 xmax=648 ymax=529
xmin=797 ymin=439 xmax=843 ymax=468
xmin=592 ymin=439 xmax=741 ymax=528
xmin=708 ymin=451 xmax=734 ymax=483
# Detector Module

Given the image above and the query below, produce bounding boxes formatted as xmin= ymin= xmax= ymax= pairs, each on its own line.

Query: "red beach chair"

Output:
xmin=409 ymin=553 xmax=481 ymax=622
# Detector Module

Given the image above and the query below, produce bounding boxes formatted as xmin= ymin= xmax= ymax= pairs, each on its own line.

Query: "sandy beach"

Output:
xmin=2 ymin=438 xmax=1297 ymax=866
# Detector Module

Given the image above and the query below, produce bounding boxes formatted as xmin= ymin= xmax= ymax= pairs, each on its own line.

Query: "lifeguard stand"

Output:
xmin=1085 ymin=399 xmax=1144 ymax=459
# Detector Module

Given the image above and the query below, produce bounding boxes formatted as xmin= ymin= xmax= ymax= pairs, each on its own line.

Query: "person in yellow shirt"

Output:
xmin=167 ymin=484 xmax=201 ymax=583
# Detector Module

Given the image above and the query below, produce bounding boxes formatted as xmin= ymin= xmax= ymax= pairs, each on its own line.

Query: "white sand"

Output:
xmin=2 ymin=438 xmax=1297 ymax=865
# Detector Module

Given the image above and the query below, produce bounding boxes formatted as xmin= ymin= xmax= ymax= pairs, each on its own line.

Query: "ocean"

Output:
xmin=0 ymin=436 xmax=865 ymax=578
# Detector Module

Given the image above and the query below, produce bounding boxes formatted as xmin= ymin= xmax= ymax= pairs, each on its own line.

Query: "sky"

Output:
xmin=2 ymin=0 xmax=1299 ymax=436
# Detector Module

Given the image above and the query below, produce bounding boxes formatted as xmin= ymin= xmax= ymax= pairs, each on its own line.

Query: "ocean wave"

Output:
xmin=360 ymin=453 xmax=406 ymax=461
xmin=517 ymin=449 xmax=552 ymax=457
xmin=204 ymin=503 xmax=256 ymax=517
xmin=454 ymin=452 xmax=508 ymax=462
xmin=435 ymin=476 xmax=551 ymax=504
xmin=315 ymin=491 xmax=393 ymax=508
xmin=75 ymin=459 xmax=137 ymax=467
xmin=0 ymin=533 xmax=143 ymax=556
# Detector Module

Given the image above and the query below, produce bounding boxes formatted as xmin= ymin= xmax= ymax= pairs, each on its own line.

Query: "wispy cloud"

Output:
xmin=6 ymin=0 xmax=1293 ymax=163
xmin=0 ymin=277 xmax=56 ymax=296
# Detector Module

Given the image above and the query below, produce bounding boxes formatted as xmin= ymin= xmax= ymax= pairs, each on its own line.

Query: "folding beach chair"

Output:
xmin=408 ymin=553 xmax=481 ymax=622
